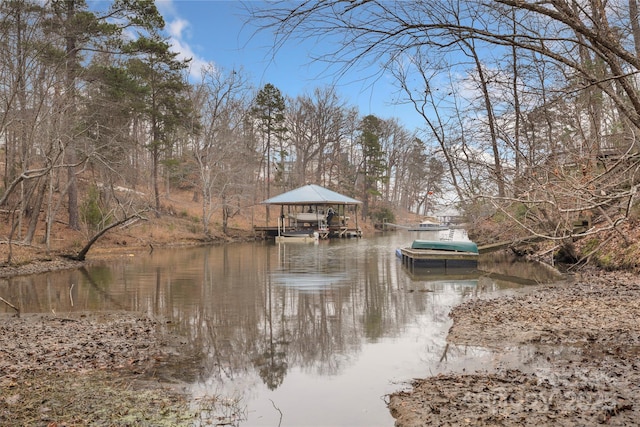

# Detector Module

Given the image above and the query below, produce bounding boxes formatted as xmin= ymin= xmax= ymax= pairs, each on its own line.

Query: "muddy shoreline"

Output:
xmin=389 ymin=268 xmax=640 ymax=426
xmin=0 ymin=258 xmax=86 ymax=279
xmin=0 ymin=310 xmax=203 ymax=426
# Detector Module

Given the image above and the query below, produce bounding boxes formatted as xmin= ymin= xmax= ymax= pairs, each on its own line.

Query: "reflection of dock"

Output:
xmin=402 ymin=267 xmax=480 ymax=282
xmin=400 ymin=266 xmax=542 ymax=287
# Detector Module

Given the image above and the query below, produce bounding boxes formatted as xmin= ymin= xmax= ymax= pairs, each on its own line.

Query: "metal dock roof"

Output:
xmin=261 ymin=184 xmax=362 ymax=205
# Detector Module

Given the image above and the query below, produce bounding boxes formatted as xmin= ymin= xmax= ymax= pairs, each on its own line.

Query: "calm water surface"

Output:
xmin=1 ymin=231 xmax=562 ymax=426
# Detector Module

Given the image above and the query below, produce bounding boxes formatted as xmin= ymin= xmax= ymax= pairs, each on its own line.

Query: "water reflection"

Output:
xmin=0 ymin=233 xmax=563 ymax=426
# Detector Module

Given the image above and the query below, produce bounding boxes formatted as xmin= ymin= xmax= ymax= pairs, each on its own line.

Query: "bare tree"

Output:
xmin=191 ymin=64 xmax=253 ymax=235
xmin=249 ymin=0 xmax=640 ymax=240
xmin=286 ymin=86 xmax=350 ymax=187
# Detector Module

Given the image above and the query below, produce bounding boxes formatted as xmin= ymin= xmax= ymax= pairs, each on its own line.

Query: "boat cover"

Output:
xmin=410 ymin=240 xmax=478 ymax=253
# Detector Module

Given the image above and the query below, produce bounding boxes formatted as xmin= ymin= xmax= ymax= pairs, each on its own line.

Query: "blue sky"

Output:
xmin=154 ymin=0 xmax=423 ymax=131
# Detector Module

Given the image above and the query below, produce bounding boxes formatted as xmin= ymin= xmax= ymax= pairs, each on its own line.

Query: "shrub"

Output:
xmin=370 ymin=206 xmax=395 ymax=224
xmin=81 ymin=185 xmax=104 ymax=231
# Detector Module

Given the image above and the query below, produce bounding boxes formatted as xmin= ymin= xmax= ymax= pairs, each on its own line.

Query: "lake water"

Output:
xmin=0 ymin=231 xmax=563 ymax=426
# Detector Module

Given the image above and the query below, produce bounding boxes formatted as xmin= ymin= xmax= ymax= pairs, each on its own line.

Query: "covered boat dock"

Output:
xmin=255 ymin=184 xmax=362 ymax=240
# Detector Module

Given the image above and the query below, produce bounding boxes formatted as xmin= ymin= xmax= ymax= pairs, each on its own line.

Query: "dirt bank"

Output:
xmin=388 ymin=269 xmax=640 ymax=426
xmin=1 ymin=312 xmax=184 ymax=426
xmin=0 ymin=311 xmax=236 ymax=426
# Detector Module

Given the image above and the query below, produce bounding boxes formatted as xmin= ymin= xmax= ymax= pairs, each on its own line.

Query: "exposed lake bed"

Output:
xmin=0 ymin=311 xmax=199 ymax=426
xmin=389 ymin=268 xmax=640 ymax=426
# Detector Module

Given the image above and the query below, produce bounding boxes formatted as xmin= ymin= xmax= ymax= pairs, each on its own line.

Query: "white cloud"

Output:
xmin=168 ymin=18 xmax=189 ymax=39
xmin=154 ymin=0 xmax=177 ymax=18
xmin=157 ymin=1 xmax=210 ymax=81
xmin=167 ymin=32 xmax=210 ymax=81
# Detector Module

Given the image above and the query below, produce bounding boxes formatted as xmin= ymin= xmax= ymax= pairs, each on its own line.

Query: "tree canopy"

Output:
xmin=3 ymin=0 xmax=640 ymax=261
xmin=249 ymin=0 xmax=640 ymax=242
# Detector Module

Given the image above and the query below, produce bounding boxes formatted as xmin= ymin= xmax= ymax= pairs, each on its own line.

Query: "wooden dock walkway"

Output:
xmin=254 ymin=225 xmax=362 ymax=239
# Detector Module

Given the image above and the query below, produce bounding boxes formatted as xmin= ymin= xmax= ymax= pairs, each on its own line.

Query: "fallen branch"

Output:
xmin=0 ymin=296 xmax=20 ymax=317
xmin=270 ymin=399 xmax=283 ymax=427
xmin=71 ymin=211 xmax=148 ymax=261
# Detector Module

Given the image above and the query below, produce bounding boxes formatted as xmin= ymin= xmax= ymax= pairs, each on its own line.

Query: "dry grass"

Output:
xmin=0 ymin=186 xmax=260 ymax=266
xmin=1 ymin=184 xmax=386 ymax=268
xmin=0 ymin=370 xmax=195 ymax=427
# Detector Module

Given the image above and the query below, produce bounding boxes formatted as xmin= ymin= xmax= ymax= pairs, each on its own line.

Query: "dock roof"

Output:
xmin=261 ymin=184 xmax=362 ymax=205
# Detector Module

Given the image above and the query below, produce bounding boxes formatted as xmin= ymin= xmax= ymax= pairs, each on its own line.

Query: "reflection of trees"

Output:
xmin=174 ymin=246 xmax=261 ymax=384
xmin=269 ymin=244 xmax=362 ymax=377
xmin=2 ymin=241 xmax=548 ymax=397
xmin=0 ymin=243 xmax=432 ymax=380
xmin=0 ymin=267 xmax=124 ymax=313
xmin=253 ymin=274 xmax=288 ymax=390
xmin=79 ymin=267 xmax=125 ymax=310
xmin=363 ymin=256 xmax=385 ymax=339
xmin=285 ymin=288 xmax=358 ymax=376
xmin=253 ymin=345 xmax=288 ymax=390
xmin=362 ymin=252 xmax=419 ymax=341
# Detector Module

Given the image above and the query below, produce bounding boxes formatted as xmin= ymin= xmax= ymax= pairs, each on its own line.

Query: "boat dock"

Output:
xmin=258 ymin=184 xmax=363 ymax=241
xmin=398 ymin=247 xmax=479 ymax=269
xmin=397 ymin=239 xmax=479 ymax=269
xmin=255 ymin=225 xmax=362 ymax=239
xmin=382 ymin=221 xmax=449 ymax=231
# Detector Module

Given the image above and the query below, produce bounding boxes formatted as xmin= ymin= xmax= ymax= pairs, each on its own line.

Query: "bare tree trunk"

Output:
xmin=152 ymin=142 xmax=161 ymax=217
xmin=66 ymin=148 xmax=80 ymax=229
xmin=266 ymin=136 xmax=271 ymax=225
xmin=222 ymin=193 xmax=228 ymax=234
xmin=23 ymin=176 xmax=46 ymax=244
xmin=467 ymin=41 xmax=506 ymax=198
xmin=630 ymin=0 xmax=640 ymax=57
xmin=73 ymin=214 xmax=145 ymax=261
xmin=3 ymin=206 xmax=21 ymax=265
xmin=511 ymin=10 xmax=522 ymax=180
xmin=64 ymin=0 xmax=80 ymax=230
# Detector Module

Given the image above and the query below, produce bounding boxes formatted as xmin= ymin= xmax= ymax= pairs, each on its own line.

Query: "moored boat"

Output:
xmin=408 ymin=220 xmax=449 ymax=231
xmin=275 ymin=230 xmax=320 ymax=243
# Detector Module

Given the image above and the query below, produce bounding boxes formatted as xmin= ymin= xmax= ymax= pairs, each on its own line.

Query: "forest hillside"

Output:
xmin=2 ymin=177 xmax=639 ymax=276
